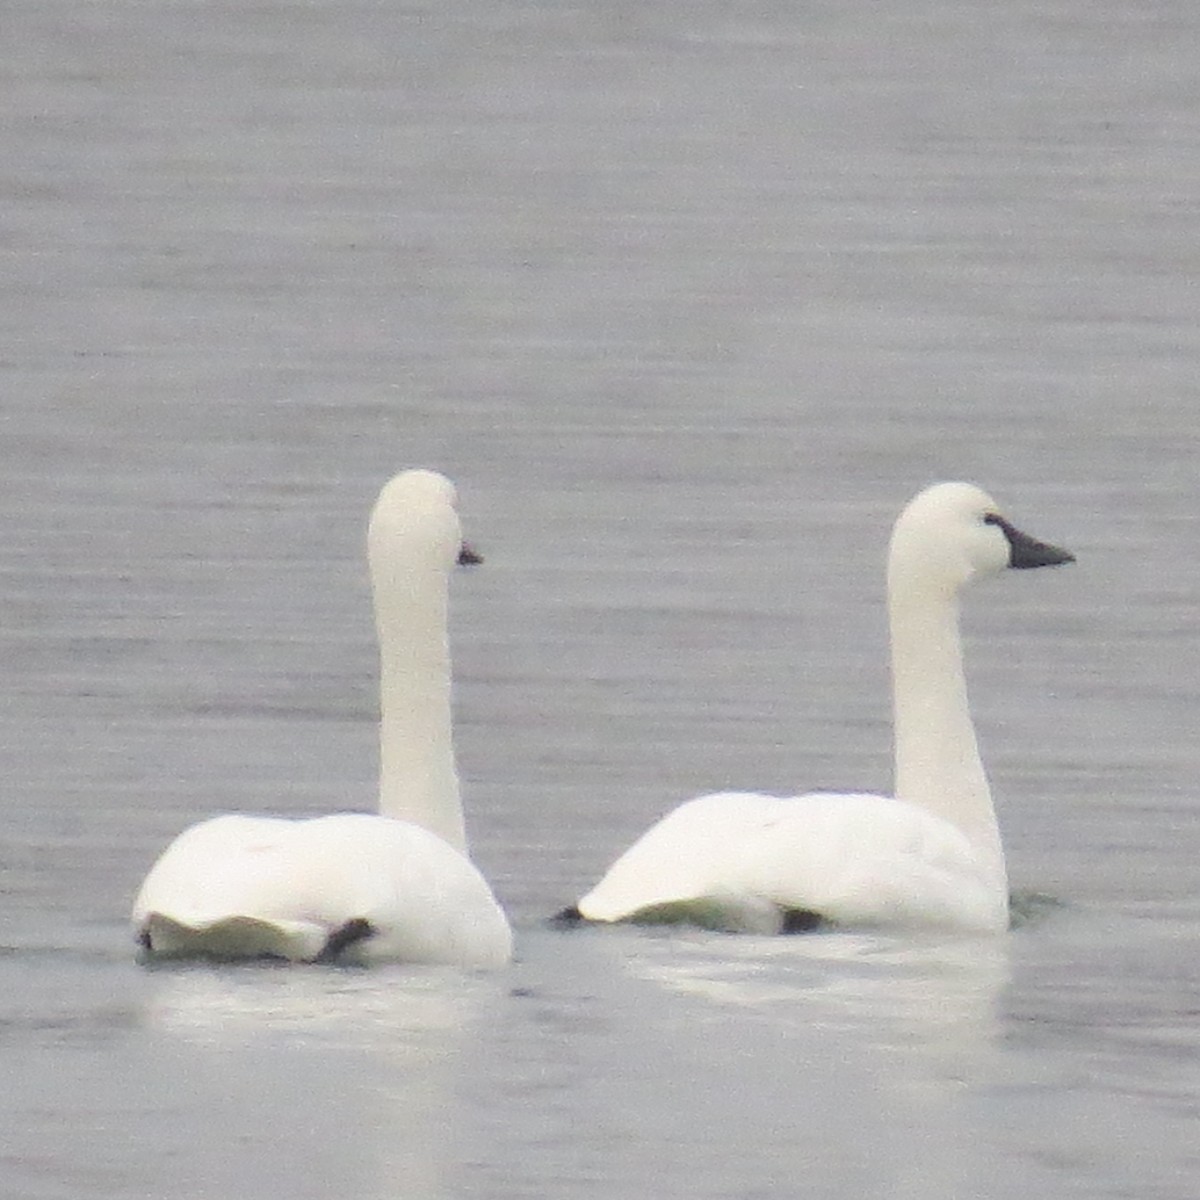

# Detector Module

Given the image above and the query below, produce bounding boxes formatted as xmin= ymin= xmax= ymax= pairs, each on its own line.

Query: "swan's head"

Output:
xmin=368 ymin=469 xmax=480 ymax=574
xmin=888 ymin=481 xmax=1074 ymax=596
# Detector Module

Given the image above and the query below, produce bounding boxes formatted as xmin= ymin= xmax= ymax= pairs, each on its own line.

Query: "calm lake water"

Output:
xmin=2 ymin=0 xmax=1198 ymax=1196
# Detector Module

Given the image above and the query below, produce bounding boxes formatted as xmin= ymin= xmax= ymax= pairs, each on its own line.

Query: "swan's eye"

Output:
xmin=982 ymin=513 xmax=1003 ymax=527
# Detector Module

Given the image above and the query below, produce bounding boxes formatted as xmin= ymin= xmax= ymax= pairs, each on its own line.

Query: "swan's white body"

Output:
xmin=576 ymin=791 xmax=1005 ymax=934
xmin=134 ymin=470 xmax=513 ymax=968
xmin=573 ymin=482 xmax=1073 ymax=936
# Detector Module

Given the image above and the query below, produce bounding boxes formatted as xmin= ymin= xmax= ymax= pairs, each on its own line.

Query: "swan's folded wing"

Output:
xmin=134 ymin=816 xmax=305 ymax=922
xmin=730 ymin=793 xmax=1007 ymax=932
xmin=576 ymin=792 xmax=792 ymax=927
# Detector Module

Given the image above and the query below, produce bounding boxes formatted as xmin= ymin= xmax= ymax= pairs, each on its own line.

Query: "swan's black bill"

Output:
xmin=457 ymin=541 xmax=484 ymax=566
xmin=985 ymin=514 xmax=1075 ymax=570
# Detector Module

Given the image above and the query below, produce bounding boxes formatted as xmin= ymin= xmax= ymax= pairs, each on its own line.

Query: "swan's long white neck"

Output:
xmin=370 ymin=538 xmax=467 ymax=855
xmin=888 ymin=565 xmax=1005 ymax=883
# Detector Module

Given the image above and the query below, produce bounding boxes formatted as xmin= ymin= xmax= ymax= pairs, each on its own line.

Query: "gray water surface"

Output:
xmin=3 ymin=1 xmax=1199 ymax=1197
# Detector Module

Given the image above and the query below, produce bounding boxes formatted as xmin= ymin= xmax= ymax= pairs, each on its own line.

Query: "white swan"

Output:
xmin=561 ymin=482 xmax=1074 ymax=936
xmin=133 ymin=469 xmax=513 ymax=968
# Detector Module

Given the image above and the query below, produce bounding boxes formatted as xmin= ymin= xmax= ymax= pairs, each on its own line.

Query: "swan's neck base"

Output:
xmin=889 ymin=583 xmax=1005 ymax=876
xmin=373 ymin=567 xmax=467 ymax=856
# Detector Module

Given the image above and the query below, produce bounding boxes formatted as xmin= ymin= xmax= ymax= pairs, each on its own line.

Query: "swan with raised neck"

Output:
xmin=371 ymin=468 xmax=470 ymax=852
xmin=561 ymin=480 xmax=1073 ymax=935
xmin=132 ymin=468 xmax=511 ymax=966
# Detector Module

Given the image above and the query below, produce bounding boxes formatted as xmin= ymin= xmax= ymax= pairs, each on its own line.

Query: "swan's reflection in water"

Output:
xmin=138 ymin=964 xmax=506 ymax=1200
xmin=142 ymin=961 xmax=497 ymax=1047
xmin=615 ymin=925 xmax=1011 ymax=1075
xmin=130 ymin=932 xmax=1013 ymax=1199
xmin=619 ymin=929 xmax=1012 ymax=1199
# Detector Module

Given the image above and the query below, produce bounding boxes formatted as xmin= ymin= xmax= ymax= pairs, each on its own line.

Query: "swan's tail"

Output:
xmin=136 ymin=912 xmax=369 ymax=963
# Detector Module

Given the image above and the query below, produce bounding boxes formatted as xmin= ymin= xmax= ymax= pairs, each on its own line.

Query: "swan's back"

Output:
xmin=134 ymin=813 xmax=513 ymax=968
